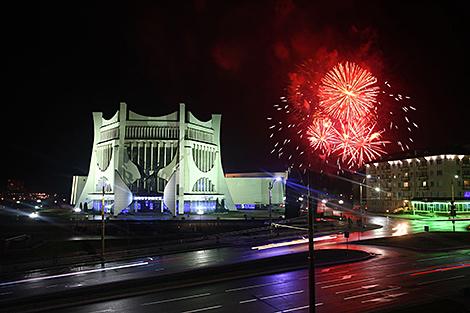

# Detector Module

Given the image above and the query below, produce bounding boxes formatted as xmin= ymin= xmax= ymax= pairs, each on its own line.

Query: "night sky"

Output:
xmin=4 ymin=1 xmax=470 ymax=194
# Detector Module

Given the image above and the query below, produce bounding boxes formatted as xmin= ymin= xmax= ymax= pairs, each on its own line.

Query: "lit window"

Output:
xmin=403 ymin=182 xmax=409 ymax=188
xmin=422 ymin=181 xmax=427 ymax=187
xmin=404 ymin=172 xmax=408 ymax=177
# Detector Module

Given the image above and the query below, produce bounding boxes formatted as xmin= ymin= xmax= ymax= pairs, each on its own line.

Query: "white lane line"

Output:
xmin=360 ymin=292 xmax=408 ymax=303
xmin=274 ymin=303 xmax=323 ymax=313
xmin=0 ymin=262 xmax=149 ymax=287
xmin=335 ymin=284 xmax=379 ymax=294
xmin=417 ymin=255 xmax=453 ymax=262
xmin=344 ymin=286 xmax=401 ymax=300
xmin=316 ymin=275 xmax=352 ymax=285
xmin=225 ymin=281 xmax=282 ymax=292
xmin=240 ymin=299 xmax=257 ymax=304
xmin=417 ymin=275 xmax=465 ymax=286
xmin=142 ymin=293 xmax=211 ymax=306
xmin=240 ymin=290 xmax=304 ymax=304
xmin=46 ymin=284 xmax=58 ymax=289
xmin=89 ymin=309 xmax=115 ymax=313
xmin=0 ymin=291 xmax=12 ymax=296
xmin=181 ymin=305 xmax=222 ymax=313
xmin=261 ymin=289 xmax=304 ymax=300
xmin=321 ymin=277 xmax=376 ymax=289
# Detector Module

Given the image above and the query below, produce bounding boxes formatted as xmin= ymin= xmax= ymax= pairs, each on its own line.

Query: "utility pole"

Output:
xmin=450 ymin=175 xmax=458 ymax=232
xmin=307 ymin=170 xmax=316 ymax=313
xmin=359 ymin=182 xmax=363 ymax=241
xmin=268 ymin=180 xmax=273 ymax=233
xmin=101 ymin=186 xmax=105 ymax=265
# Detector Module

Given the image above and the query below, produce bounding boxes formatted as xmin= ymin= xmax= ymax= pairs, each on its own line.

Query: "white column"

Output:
xmin=150 ymin=142 xmax=154 ymax=172
xmin=143 ymin=142 xmax=147 ymax=190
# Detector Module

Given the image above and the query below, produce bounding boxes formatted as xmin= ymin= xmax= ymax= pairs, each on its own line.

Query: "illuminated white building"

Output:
xmin=364 ymin=153 xmax=470 ymax=213
xmin=71 ymin=103 xmax=287 ymax=216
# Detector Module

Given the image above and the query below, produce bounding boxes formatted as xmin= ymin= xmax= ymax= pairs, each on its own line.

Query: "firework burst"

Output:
xmin=268 ymin=59 xmax=417 ymax=171
xmin=319 ymin=62 xmax=380 ymax=121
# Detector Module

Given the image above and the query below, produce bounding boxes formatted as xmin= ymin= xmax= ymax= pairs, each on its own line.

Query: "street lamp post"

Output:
xmin=307 ymin=170 xmax=316 ymax=313
xmin=268 ymin=177 xmax=282 ymax=233
xmin=450 ymin=175 xmax=458 ymax=232
xmin=101 ymin=186 xmax=106 ymax=265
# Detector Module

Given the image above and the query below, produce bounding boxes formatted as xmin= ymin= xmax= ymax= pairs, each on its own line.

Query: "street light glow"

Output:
xmin=454 ymin=175 xmax=459 ymax=179
xmin=29 ymin=212 xmax=39 ymax=219
xmin=321 ymin=199 xmax=327 ymax=204
xmin=73 ymin=208 xmax=81 ymax=213
xmin=366 ymin=174 xmax=371 ymax=178
xmin=275 ymin=176 xmax=282 ymax=182
xmin=374 ymin=187 xmax=381 ymax=192
xmin=338 ymin=200 xmax=344 ymax=205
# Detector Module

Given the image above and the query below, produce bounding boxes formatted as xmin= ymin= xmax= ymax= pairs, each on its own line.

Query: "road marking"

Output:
xmin=274 ymin=303 xmax=323 ymax=313
xmin=240 ymin=290 xmax=304 ymax=304
xmin=321 ymin=277 xmax=376 ymax=289
xmin=360 ymin=292 xmax=408 ymax=304
xmin=46 ymin=284 xmax=58 ymax=288
xmin=316 ymin=275 xmax=352 ymax=285
xmin=225 ymin=281 xmax=282 ymax=292
xmin=181 ymin=305 xmax=222 ymax=313
xmin=335 ymin=284 xmax=379 ymax=294
xmin=314 ymin=270 xmax=350 ymax=278
xmin=0 ymin=261 xmax=149 ymax=287
xmin=417 ymin=275 xmax=465 ymax=286
xmin=239 ymin=289 xmax=305 ymax=304
xmin=417 ymin=255 xmax=453 ymax=262
xmin=89 ymin=309 xmax=115 ymax=313
xmin=0 ymin=291 xmax=12 ymax=296
xmin=239 ymin=299 xmax=257 ymax=304
xmin=142 ymin=293 xmax=211 ymax=306
xmin=261 ymin=289 xmax=304 ymax=300
xmin=344 ymin=286 xmax=401 ymax=300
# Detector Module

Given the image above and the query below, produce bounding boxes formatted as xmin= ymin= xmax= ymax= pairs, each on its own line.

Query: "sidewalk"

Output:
xmin=353 ymin=232 xmax=470 ymax=252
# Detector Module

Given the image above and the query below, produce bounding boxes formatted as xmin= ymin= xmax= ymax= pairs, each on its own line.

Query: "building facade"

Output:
xmin=225 ymin=172 xmax=287 ymax=209
xmin=71 ymin=103 xmax=287 ymax=216
xmin=72 ymin=102 xmax=236 ymax=216
xmin=364 ymin=154 xmax=470 ymax=213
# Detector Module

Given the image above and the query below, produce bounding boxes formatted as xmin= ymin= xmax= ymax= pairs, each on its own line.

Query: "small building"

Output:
xmin=364 ymin=152 xmax=470 ymax=213
xmin=225 ymin=172 xmax=287 ymax=209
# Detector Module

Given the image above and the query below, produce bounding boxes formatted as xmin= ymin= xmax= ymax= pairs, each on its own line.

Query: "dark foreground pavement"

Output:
xmin=43 ymin=246 xmax=470 ymax=313
xmin=0 ymin=248 xmax=373 ymax=313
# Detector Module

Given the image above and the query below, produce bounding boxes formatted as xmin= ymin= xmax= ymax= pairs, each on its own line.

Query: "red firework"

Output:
xmin=270 ymin=59 xmax=414 ymax=170
xmin=331 ymin=120 xmax=387 ymax=167
xmin=306 ymin=61 xmax=388 ymax=167
xmin=307 ymin=117 xmax=335 ymax=154
xmin=318 ymin=62 xmax=379 ymax=122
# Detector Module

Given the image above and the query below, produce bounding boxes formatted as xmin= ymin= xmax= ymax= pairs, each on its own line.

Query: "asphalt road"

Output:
xmin=46 ymin=245 xmax=470 ymax=313
xmin=0 ymin=216 xmax=467 ymax=304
